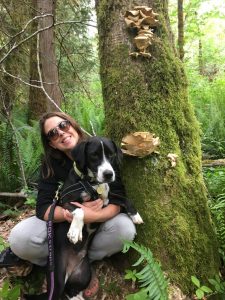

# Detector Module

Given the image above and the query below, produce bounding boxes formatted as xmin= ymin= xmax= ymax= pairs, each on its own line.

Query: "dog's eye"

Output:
xmin=90 ymin=153 xmax=99 ymax=160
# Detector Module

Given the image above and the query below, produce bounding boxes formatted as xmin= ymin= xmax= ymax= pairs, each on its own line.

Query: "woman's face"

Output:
xmin=44 ymin=116 xmax=80 ymax=156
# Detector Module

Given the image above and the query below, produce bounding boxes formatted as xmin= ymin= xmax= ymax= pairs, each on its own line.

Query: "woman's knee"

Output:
xmin=9 ymin=216 xmax=48 ymax=265
xmin=104 ymin=213 xmax=136 ymax=241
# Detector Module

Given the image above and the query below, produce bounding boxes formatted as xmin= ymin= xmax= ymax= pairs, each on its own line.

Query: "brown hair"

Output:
xmin=39 ymin=111 xmax=87 ymax=178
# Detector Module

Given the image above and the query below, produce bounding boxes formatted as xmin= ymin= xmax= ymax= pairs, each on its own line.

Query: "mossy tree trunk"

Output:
xmin=96 ymin=0 xmax=219 ymax=293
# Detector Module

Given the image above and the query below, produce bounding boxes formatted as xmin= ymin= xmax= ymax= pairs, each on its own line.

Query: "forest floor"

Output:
xmin=0 ymin=204 xmax=189 ymax=300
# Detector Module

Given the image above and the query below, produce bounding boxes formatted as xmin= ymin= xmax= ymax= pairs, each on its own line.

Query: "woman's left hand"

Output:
xmin=63 ymin=209 xmax=74 ymax=223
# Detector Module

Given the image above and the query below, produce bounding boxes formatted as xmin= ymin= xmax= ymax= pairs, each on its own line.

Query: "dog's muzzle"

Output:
xmin=102 ymin=170 xmax=114 ymax=182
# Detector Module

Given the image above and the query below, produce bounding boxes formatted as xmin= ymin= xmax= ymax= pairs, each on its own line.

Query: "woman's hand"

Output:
xmin=82 ymin=198 xmax=104 ymax=211
xmin=63 ymin=209 xmax=73 ymax=223
xmin=69 ymin=202 xmax=120 ymax=224
xmin=63 ymin=199 xmax=103 ymax=223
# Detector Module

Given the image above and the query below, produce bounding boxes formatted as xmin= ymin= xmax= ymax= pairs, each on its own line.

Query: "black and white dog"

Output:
xmin=48 ymin=137 xmax=143 ymax=300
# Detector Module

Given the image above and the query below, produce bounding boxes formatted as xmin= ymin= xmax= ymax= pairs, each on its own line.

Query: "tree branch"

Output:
xmin=0 ymin=19 xmax=96 ymax=65
xmin=0 ymin=14 xmax=53 ymax=52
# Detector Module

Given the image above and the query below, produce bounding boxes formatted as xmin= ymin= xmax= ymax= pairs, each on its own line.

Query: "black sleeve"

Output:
xmin=36 ymin=164 xmax=60 ymax=220
xmin=36 ymin=157 xmax=72 ymax=220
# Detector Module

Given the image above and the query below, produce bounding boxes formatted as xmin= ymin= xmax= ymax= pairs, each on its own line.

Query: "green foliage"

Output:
xmin=0 ymin=121 xmax=21 ymax=192
xmin=170 ymin=0 xmax=225 ymax=159
xmin=22 ymin=187 xmax=37 ymax=208
xmin=0 ymin=202 xmax=20 ymax=218
xmin=126 ymin=289 xmax=149 ymax=300
xmin=125 ymin=269 xmax=138 ymax=283
xmin=188 ymin=73 xmax=225 ymax=158
xmin=0 ymin=116 xmax=42 ymax=192
xmin=64 ymin=76 xmax=105 ymax=136
xmin=15 ymin=120 xmax=42 ymax=185
xmin=191 ymin=276 xmax=213 ymax=299
xmin=56 ymin=0 xmax=97 ymax=96
xmin=191 ymin=275 xmax=225 ymax=299
xmin=210 ymin=194 xmax=225 ymax=258
xmin=0 ymin=236 xmax=9 ymax=252
xmin=0 ymin=280 xmax=21 ymax=300
xmin=203 ymin=166 xmax=225 ymax=263
xmin=100 ymin=280 xmax=121 ymax=295
xmin=123 ymin=240 xmax=168 ymax=300
xmin=203 ymin=167 xmax=225 ymax=198
xmin=208 ymin=275 xmax=225 ymax=295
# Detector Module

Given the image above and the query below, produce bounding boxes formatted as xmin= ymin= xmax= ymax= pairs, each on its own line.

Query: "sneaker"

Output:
xmin=0 ymin=247 xmax=21 ymax=267
xmin=0 ymin=247 xmax=33 ymax=276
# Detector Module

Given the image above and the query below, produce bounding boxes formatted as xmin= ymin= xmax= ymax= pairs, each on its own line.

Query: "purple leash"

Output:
xmin=47 ymin=193 xmax=59 ymax=300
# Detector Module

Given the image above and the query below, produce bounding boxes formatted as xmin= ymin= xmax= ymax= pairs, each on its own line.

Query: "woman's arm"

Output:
xmin=63 ymin=202 xmax=120 ymax=224
xmin=43 ymin=205 xmax=67 ymax=222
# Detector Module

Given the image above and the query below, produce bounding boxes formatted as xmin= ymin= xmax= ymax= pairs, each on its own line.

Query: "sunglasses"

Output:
xmin=46 ymin=120 xmax=71 ymax=141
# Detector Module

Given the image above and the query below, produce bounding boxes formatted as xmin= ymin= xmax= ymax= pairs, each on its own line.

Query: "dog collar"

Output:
xmin=73 ymin=162 xmax=84 ymax=179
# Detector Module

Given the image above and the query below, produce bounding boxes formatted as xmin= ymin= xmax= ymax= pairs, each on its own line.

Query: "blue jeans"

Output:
xmin=9 ymin=214 xmax=136 ymax=266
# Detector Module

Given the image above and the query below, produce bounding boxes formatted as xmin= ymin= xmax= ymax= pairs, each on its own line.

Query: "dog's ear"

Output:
xmin=101 ymin=137 xmax=123 ymax=165
xmin=112 ymin=140 xmax=123 ymax=165
xmin=71 ymin=141 xmax=88 ymax=174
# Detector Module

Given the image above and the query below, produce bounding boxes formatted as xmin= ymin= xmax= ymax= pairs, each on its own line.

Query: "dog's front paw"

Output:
xmin=67 ymin=226 xmax=83 ymax=244
xmin=130 ymin=212 xmax=144 ymax=224
xmin=67 ymin=208 xmax=84 ymax=244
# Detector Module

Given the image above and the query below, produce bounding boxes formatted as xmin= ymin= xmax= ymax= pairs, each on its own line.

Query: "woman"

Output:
xmin=1 ymin=112 xmax=136 ymax=298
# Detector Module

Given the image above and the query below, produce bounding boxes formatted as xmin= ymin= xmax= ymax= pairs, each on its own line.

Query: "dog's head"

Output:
xmin=71 ymin=137 xmax=122 ymax=183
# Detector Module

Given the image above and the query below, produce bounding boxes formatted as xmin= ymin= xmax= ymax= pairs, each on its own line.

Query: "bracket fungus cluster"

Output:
xmin=124 ymin=6 xmax=159 ymax=58
xmin=121 ymin=132 xmax=179 ymax=169
xmin=121 ymin=132 xmax=160 ymax=158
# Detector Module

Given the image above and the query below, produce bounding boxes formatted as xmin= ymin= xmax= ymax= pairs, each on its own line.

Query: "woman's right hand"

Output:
xmin=82 ymin=198 xmax=104 ymax=211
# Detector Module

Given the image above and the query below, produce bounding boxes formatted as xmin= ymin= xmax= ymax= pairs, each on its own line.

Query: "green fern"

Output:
xmin=123 ymin=240 xmax=168 ymax=300
xmin=210 ymin=196 xmax=225 ymax=257
xmin=0 ymin=122 xmax=21 ymax=191
xmin=0 ymin=118 xmax=42 ymax=192
xmin=16 ymin=121 xmax=42 ymax=184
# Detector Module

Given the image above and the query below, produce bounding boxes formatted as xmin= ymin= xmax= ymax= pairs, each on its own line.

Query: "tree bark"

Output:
xmin=96 ymin=0 xmax=219 ymax=293
xmin=28 ymin=0 xmax=62 ymax=121
xmin=178 ymin=0 xmax=184 ymax=60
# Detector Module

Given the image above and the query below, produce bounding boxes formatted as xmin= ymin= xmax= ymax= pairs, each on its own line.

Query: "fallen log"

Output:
xmin=202 ymin=159 xmax=225 ymax=167
xmin=0 ymin=192 xmax=27 ymax=198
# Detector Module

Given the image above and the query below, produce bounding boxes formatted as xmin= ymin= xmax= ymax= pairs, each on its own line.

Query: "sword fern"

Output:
xmin=123 ymin=240 xmax=168 ymax=300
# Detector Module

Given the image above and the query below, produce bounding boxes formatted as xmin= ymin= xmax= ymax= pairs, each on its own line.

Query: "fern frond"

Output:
xmin=123 ymin=240 xmax=168 ymax=300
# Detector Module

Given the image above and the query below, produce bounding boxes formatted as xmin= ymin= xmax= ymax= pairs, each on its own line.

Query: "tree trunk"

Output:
xmin=96 ymin=0 xmax=219 ymax=293
xmin=198 ymin=38 xmax=204 ymax=75
xmin=178 ymin=0 xmax=184 ymax=60
xmin=28 ymin=0 xmax=62 ymax=121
